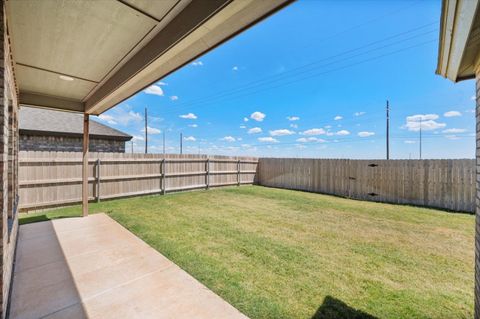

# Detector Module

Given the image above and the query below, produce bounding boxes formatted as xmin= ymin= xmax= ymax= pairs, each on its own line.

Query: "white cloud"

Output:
xmin=100 ymin=107 xmax=142 ymax=126
xmin=336 ymin=130 xmax=350 ymax=136
xmin=248 ymin=127 xmax=262 ymax=134
xmin=184 ymin=136 xmax=196 ymax=142
xmin=232 ymin=66 xmax=239 ymax=71
xmin=250 ymin=111 xmax=266 ymax=122
xmin=354 ymin=112 xmax=366 ymax=116
xmin=270 ymin=129 xmax=295 ymax=136
xmin=144 ymin=85 xmax=164 ymax=96
xmin=286 ymin=116 xmax=300 ymax=121
xmin=296 ymin=137 xmax=325 ymax=143
xmin=221 ymin=136 xmax=236 ymax=142
xmin=302 ymin=128 xmax=326 ymax=136
xmin=192 ymin=61 xmax=203 ymax=66
xmin=132 ymin=135 xmax=144 ymax=142
xmin=471 ymin=95 xmax=476 ymax=101
xmin=404 ymin=140 xmax=416 ymax=144
xmin=404 ymin=114 xmax=445 ymax=131
xmin=444 ymin=110 xmax=461 ymax=117
xmin=157 ymin=81 xmax=167 ymax=86
xmin=406 ymin=114 xmax=439 ymax=121
xmin=445 ymin=135 xmax=460 ymax=140
xmin=358 ymin=131 xmax=374 ymax=137
xmin=443 ymin=128 xmax=466 ymax=134
xmin=179 ymin=113 xmax=197 ymax=120
xmin=188 ymin=124 xmax=198 ymax=128
xmin=290 ymin=123 xmax=298 ymax=129
xmin=239 ymin=125 xmax=247 ymax=129
xmin=98 ymin=114 xmax=117 ymax=125
xmin=141 ymin=126 xmax=161 ymax=134
xmin=324 ymin=125 xmax=332 ymax=129
xmin=243 ymin=117 xmax=249 ymax=122
xmin=170 ymin=95 xmax=178 ymax=101
xmin=258 ymin=137 xmax=278 ymax=143
xmin=334 ymin=115 xmax=343 ymax=121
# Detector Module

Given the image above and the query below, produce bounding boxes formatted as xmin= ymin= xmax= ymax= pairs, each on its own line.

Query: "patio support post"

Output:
xmin=82 ymin=113 xmax=89 ymax=217
xmin=96 ymin=158 xmax=101 ymax=203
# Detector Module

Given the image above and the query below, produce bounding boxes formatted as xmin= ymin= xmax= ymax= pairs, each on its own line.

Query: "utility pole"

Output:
xmin=131 ymin=141 xmax=133 ymax=154
xmin=419 ymin=117 xmax=422 ymax=159
xmin=386 ymin=100 xmax=390 ymax=160
xmin=144 ymin=107 xmax=148 ymax=154
xmin=180 ymin=133 xmax=183 ymax=155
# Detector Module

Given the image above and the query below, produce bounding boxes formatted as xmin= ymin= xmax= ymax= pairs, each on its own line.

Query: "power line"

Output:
xmin=157 ymin=25 xmax=437 ymax=115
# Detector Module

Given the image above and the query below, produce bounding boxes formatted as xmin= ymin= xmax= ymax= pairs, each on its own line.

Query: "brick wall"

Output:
xmin=20 ymin=134 xmax=127 ymax=153
xmin=476 ymin=72 xmax=480 ymax=319
xmin=0 ymin=2 xmax=19 ymax=317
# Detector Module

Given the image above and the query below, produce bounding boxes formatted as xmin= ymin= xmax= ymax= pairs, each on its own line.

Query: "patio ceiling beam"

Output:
xmin=82 ymin=113 xmax=89 ymax=217
xmin=19 ymin=92 xmax=84 ymax=113
xmin=84 ymin=0 xmax=231 ymax=114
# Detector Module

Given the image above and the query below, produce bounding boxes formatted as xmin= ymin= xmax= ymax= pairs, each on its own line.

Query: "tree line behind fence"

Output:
xmin=257 ymin=158 xmax=476 ymax=213
xmin=19 ymin=152 xmax=476 ymax=213
xmin=19 ymin=151 xmax=258 ymax=211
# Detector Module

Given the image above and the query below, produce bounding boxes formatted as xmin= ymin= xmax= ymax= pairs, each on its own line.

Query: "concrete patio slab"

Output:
xmin=10 ymin=213 xmax=248 ymax=319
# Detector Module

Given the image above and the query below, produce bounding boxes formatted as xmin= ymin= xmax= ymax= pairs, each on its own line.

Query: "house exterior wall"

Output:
xmin=20 ymin=134 xmax=127 ymax=153
xmin=474 ymin=66 xmax=480 ymax=319
xmin=0 ymin=3 xmax=19 ymax=318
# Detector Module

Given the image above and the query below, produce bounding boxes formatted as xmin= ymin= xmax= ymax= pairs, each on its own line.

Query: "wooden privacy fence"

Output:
xmin=19 ymin=151 xmax=258 ymax=211
xmin=257 ymin=158 xmax=476 ymax=213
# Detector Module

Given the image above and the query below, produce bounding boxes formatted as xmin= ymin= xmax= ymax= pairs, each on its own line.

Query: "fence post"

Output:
xmin=96 ymin=158 xmax=101 ymax=202
xmin=237 ymin=159 xmax=240 ymax=186
xmin=206 ymin=158 xmax=210 ymax=189
xmin=161 ymin=158 xmax=166 ymax=195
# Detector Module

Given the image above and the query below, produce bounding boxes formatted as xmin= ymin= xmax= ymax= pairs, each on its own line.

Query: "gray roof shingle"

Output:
xmin=19 ymin=106 xmax=132 ymax=141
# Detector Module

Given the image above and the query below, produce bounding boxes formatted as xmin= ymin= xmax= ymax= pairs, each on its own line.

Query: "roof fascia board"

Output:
xmin=437 ymin=0 xmax=479 ymax=81
xmin=19 ymin=92 xmax=85 ymax=113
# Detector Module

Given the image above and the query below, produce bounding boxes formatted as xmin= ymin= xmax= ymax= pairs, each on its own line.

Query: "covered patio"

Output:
xmin=0 ymin=0 xmax=291 ymax=317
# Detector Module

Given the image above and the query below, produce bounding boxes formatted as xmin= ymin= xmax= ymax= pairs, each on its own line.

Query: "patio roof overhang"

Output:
xmin=436 ymin=0 xmax=480 ymax=82
xmin=6 ymin=0 xmax=293 ymax=115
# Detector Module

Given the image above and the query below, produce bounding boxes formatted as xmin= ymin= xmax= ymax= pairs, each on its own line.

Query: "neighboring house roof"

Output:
xmin=436 ymin=0 xmax=480 ymax=82
xmin=19 ymin=106 xmax=132 ymax=141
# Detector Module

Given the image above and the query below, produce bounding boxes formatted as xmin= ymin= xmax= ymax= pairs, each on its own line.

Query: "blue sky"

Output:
xmin=95 ymin=0 xmax=476 ymax=159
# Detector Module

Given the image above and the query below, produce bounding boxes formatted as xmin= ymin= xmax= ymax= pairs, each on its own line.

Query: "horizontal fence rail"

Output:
xmin=19 ymin=151 xmax=258 ymax=211
xmin=257 ymin=158 xmax=475 ymax=213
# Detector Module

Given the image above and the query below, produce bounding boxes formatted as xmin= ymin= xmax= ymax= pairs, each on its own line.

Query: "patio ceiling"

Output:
xmin=6 ymin=0 xmax=292 ymax=115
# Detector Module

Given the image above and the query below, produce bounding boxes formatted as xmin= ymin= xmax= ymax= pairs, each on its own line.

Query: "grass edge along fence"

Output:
xmin=19 ymin=151 xmax=258 ymax=212
xmin=257 ymin=158 xmax=475 ymax=213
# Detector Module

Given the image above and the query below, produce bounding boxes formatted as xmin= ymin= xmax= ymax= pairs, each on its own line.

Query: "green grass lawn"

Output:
xmin=20 ymin=186 xmax=474 ymax=319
